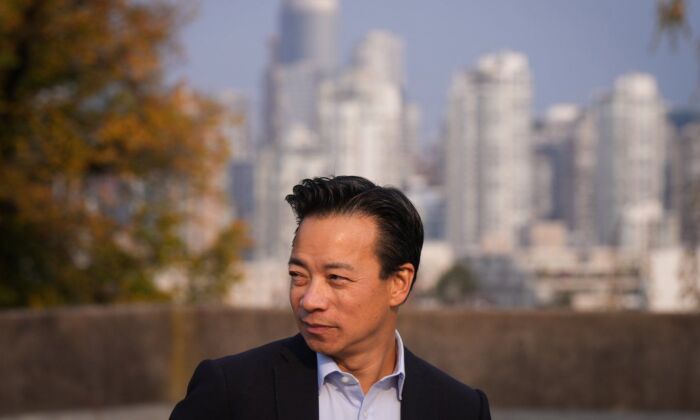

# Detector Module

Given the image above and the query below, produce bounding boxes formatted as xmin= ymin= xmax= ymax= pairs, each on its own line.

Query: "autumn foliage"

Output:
xmin=0 ymin=0 xmax=247 ymax=307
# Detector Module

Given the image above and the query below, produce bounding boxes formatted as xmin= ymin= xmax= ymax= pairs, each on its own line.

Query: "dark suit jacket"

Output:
xmin=170 ymin=334 xmax=491 ymax=420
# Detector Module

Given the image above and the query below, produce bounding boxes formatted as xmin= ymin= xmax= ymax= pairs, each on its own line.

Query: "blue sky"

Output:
xmin=170 ymin=0 xmax=700 ymax=136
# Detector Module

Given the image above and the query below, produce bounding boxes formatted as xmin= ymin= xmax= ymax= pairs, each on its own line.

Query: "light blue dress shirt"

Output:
xmin=317 ymin=330 xmax=406 ymax=420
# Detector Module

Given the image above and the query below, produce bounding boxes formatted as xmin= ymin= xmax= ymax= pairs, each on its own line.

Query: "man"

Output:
xmin=171 ymin=176 xmax=491 ymax=420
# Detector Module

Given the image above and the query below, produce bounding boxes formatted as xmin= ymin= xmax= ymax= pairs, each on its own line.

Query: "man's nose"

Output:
xmin=300 ymin=278 xmax=329 ymax=312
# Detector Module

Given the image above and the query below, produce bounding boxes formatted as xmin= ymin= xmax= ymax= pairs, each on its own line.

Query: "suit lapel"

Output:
xmin=274 ymin=334 xmax=319 ymax=420
xmin=401 ymin=348 xmax=439 ymax=420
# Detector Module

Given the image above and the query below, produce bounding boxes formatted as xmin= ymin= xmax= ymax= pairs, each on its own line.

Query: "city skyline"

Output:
xmin=201 ymin=0 xmax=699 ymax=311
xmin=171 ymin=0 xmax=699 ymax=138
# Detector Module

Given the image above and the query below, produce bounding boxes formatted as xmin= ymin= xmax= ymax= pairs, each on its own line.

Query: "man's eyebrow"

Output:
xmin=324 ymin=262 xmax=355 ymax=271
xmin=288 ymin=257 xmax=307 ymax=268
xmin=288 ymin=258 xmax=354 ymax=271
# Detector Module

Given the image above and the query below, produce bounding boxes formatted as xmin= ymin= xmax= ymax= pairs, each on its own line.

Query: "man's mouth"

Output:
xmin=301 ymin=320 xmax=335 ymax=335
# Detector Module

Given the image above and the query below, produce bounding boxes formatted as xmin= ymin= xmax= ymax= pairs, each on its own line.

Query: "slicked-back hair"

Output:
xmin=285 ymin=176 xmax=424 ymax=291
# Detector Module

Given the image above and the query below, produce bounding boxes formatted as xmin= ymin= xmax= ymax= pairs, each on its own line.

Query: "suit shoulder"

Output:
xmin=171 ymin=336 xmax=305 ymax=419
xmin=209 ymin=334 xmax=311 ymax=374
xmin=205 ymin=337 xmax=297 ymax=371
xmin=405 ymin=349 xmax=490 ymax=418
xmin=411 ymin=353 xmax=478 ymax=394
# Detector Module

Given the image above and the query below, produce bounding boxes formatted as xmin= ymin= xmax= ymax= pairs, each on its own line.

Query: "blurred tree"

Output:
xmin=651 ymin=0 xmax=692 ymax=51
xmin=652 ymin=0 xmax=700 ymax=100
xmin=435 ymin=262 xmax=479 ymax=306
xmin=0 ymin=0 xmax=247 ymax=307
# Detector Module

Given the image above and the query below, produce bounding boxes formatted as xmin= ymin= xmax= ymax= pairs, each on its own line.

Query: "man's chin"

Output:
xmin=301 ymin=332 xmax=337 ymax=355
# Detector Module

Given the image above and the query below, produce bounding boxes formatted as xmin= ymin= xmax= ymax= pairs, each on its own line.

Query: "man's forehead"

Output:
xmin=296 ymin=212 xmax=378 ymax=231
xmin=293 ymin=215 xmax=377 ymax=246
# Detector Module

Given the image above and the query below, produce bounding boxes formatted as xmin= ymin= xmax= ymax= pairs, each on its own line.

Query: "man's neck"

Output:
xmin=333 ymin=331 xmax=398 ymax=395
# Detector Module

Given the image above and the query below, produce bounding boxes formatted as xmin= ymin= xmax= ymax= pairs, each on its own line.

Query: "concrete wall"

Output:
xmin=1 ymin=305 xmax=698 ymax=415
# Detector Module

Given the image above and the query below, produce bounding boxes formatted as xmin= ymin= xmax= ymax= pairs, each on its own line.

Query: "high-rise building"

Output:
xmin=217 ymin=91 xmax=255 ymax=231
xmin=593 ymin=73 xmax=668 ymax=251
xmin=256 ymin=0 xmax=339 ymax=259
xmin=445 ymin=51 xmax=533 ymax=256
xmin=278 ymin=0 xmax=338 ymax=72
xmin=666 ymin=107 xmax=700 ymax=247
xmin=402 ymin=102 xmax=422 ymax=160
xmin=263 ymin=0 xmax=339 ymax=145
xmin=532 ymin=104 xmax=580 ymax=224
xmin=255 ymin=8 xmax=420 ymax=262
xmin=569 ymin=108 xmax=599 ymax=248
xmin=318 ymin=31 xmax=407 ymax=187
xmin=351 ymin=30 xmax=404 ymax=86
xmin=255 ymin=126 xmax=328 ymax=259
xmin=647 ymin=109 xmax=700 ymax=312
xmin=267 ymin=62 xmax=324 ymax=142
xmin=676 ymin=121 xmax=700 ymax=247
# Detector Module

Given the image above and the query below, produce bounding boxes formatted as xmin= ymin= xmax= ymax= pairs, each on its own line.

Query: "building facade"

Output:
xmin=445 ymin=51 xmax=533 ymax=256
xmin=593 ymin=73 xmax=668 ymax=252
xmin=318 ymin=31 xmax=406 ymax=187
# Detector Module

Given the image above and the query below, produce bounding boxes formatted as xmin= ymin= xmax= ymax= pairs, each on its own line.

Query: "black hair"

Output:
xmin=285 ymin=176 xmax=424 ymax=291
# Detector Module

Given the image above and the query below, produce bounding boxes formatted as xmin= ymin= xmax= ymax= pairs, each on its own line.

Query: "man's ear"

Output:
xmin=389 ymin=263 xmax=415 ymax=307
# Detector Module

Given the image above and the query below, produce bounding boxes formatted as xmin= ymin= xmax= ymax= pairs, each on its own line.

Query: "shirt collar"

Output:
xmin=316 ymin=330 xmax=406 ymax=400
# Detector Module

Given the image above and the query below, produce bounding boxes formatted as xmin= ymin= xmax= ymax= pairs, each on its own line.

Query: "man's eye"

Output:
xmin=289 ymin=272 xmax=306 ymax=284
xmin=328 ymin=274 xmax=347 ymax=282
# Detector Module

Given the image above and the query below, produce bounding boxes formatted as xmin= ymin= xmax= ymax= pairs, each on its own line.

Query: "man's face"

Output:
xmin=288 ymin=214 xmax=408 ymax=359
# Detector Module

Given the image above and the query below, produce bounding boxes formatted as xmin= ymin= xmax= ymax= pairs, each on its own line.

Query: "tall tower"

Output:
xmin=351 ymin=30 xmax=404 ymax=86
xmin=264 ymin=0 xmax=339 ymax=145
xmin=570 ymin=107 xmax=599 ymax=249
xmin=532 ymin=104 xmax=580 ymax=223
xmin=318 ymin=30 xmax=406 ymax=187
xmin=593 ymin=73 xmax=668 ymax=251
xmin=256 ymin=0 xmax=339 ymax=260
xmin=218 ymin=91 xmax=255 ymax=231
xmin=279 ymin=0 xmax=338 ymax=72
xmin=667 ymin=108 xmax=700 ymax=248
xmin=445 ymin=51 xmax=533 ymax=256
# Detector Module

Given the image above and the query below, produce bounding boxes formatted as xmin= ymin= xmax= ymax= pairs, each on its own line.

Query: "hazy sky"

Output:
xmin=170 ymin=0 xmax=700 ymax=136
